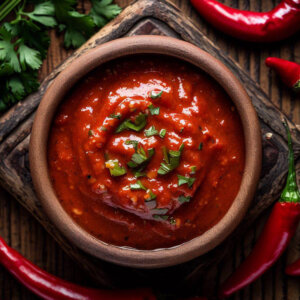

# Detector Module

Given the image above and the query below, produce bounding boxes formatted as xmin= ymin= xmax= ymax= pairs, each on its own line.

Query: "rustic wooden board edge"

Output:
xmin=0 ymin=0 xmax=299 ymax=291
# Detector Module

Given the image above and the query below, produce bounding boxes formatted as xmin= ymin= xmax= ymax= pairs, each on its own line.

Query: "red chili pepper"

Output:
xmin=0 ymin=236 xmax=156 ymax=300
xmin=286 ymin=258 xmax=300 ymax=276
xmin=219 ymin=121 xmax=300 ymax=298
xmin=190 ymin=0 xmax=300 ymax=42
xmin=265 ymin=57 xmax=300 ymax=92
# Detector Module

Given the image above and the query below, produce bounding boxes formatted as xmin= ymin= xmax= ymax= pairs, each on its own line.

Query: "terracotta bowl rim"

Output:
xmin=29 ymin=35 xmax=262 ymax=269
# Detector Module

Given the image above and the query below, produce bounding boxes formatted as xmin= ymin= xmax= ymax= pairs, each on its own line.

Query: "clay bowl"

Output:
xmin=29 ymin=36 xmax=261 ymax=268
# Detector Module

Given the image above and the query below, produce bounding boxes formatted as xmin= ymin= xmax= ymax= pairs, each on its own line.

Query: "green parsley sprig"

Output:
xmin=0 ymin=0 xmax=121 ymax=112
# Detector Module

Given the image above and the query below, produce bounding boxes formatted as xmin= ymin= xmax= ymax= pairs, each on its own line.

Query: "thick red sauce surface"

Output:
xmin=48 ymin=56 xmax=245 ymax=249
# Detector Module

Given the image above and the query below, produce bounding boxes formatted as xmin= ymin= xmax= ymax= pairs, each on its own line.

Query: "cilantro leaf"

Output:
xmin=159 ymin=129 xmax=166 ymax=138
xmin=127 ymin=146 xmax=154 ymax=170
xmin=146 ymin=189 xmax=157 ymax=200
xmin=190 ymin=166 xmax=196 ymax=174
xmin=5 ymin=20 xmax=50 ymax=60
xmin=18 ymin=44 xmax=42 ymax=70
xmin=90 ymin=0 xmax=122 ymax=27
xmin=0 ymin=72 xmax=39 ymax=111
xmin=0 ymin=0 xmax=122 ymax=113
xmin=52 ymin=0 xmax=95 ymax=48
xmin=105 ymin=159 xmax=126 ymax=176
xmin=178 ymin=195 xmax=191 ymax=203
xmin=0 ymin=27 xmax=21 ymax=72
xmin=130 ymin=180 xmax=146 ymax=191
xmin=130 ymin=181 xmax=157 ymax=201
xmin=88 ymin=129 xmax=94 ymax=136
xmin=109 ymin=113 xmax=121 ymax=119
xmin=150 ymin=90 xmax=163 ymax=99
xmin=144 ymin=125 xmax=158 ymax=137
xmin=148 ymin=104 xmax=160 ymax=115
xmin=177 ymin=174 xmax=196 ymax=188
xmin=133 ymin=170 xmax=146 ymax=178
xmin=125 ymin=140 xmax=138 ymax=151
xmin=8 ymin=76 xmax=25 ymax=99
xmin=116 ymin=113 xmax=147 ymax=133
xmin=157 ymin=144 xmax=184 ymax=175
xmin=153 ymin=215 xmax=169 ymax=221
xmin=169 ymin=217 xmax=176 ymax=225
xmin=23 ymin=1 xmax=57 ymax=27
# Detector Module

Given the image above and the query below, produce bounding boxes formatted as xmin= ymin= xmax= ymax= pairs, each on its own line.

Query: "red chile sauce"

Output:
xmin=48 ymin=55 xmax=245 ymax=250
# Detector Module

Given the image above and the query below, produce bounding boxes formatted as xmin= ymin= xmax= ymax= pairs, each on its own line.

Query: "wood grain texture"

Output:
xmin=0 ymin=0 xmax=299 ymax=299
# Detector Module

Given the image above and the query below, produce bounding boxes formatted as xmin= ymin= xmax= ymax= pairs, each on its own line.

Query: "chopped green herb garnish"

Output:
xmin=148 ymin=104 xmax=160 ymax=116
xmin=198 ymin=142 xmax=203 ymax=150
xmin=180 ymin=127 xmax=184 ymax=133
xmin=177 ymin=175 xmax=196 ymax=188
xmin=178 ymin=195 xmax=191 ymax=203
xmin=105 ymin=159 xmax=126 ymax=177
xmin=153 ymin=215 xmax=169 ymax=221
xmin=150 ymin=91 xmax=163 ymax=99
xmin=100 ymin=126 xmax=107 ymax=131
xmin=130 ymin=180 xmax=146 ymax=191
xmin=88 ymin=129 xmax=94 ymax=136
xmin=133 ymin=170 xmax=146 ymax=178
xmin=146 ymin=189 xmax=157 ymax=201
xmin=109 ymin=113 xmax=121 ymax=119
xmin=127 ymin=146 xmax=155 ymax=176
xmin=125 ymin=140 xmax=139 ymax=151
xmin=158 ymin=144 xmax=185 ymax=175
xmin=179 ymin=144 xmax=185 ymax=152
xmin=150 ymin=90 xmax=163 ymax=99
xmin=162 ymin=146 xmax=169 ymax=164
xmin=190 ymin=166 xmax=197 ymax=174
xmin=159 ymin=129 xmax=166 ymax=138
xmin=169 ymin=217 xmax=176 ymax=225
xmin=144 ymin=125 xmax=159 ymax=137
xmin=130 ymin=181 xmax=157 ymax=201
xmin=116 ymin=113 xmax=147 ymax=133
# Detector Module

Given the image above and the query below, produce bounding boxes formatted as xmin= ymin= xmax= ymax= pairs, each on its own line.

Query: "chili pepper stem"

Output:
xmin=281 ymin=121 xmax=300 ymax=203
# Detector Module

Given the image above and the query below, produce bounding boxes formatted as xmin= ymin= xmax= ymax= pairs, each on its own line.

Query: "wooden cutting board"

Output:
xmin=0 ymin=0 xmax=299 ymax=297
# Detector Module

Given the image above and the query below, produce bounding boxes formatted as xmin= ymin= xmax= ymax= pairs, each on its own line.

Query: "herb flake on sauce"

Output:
xmin=150 ymin=90 xmax=163 ymax=99
xmin=178 ymin=195 xmax=192 ymax=203
xmin=105 ymin=159 xmax=126 ymax=176
xmin=115 ymin=113 xmax=147 ymax=133
xmin=109 ymin=113 xmax=122 ymax=119
xmin=190 ymin=166 xmax=197 ymax=174
xmin=157 ymin=144 xmax=184 ymax=175
xmin=159 ymin=129 xmax=166 ymax=138
xmin=125 ymin=140 xmax=138 ymax=151
xmin=144 ymin=125 xmax=159 ymax=137
xmin=130 ymin=180 xmax=146 ymax=191
xmin=177 ymin=175 xmax=196 ymax=188
xmin=127 ymin=146 xmax=155 ymax=170
xmin=148 ymin=104 xmax=160 ymax=115
xmin=130 ymin=181 xmax=157 ymax=201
